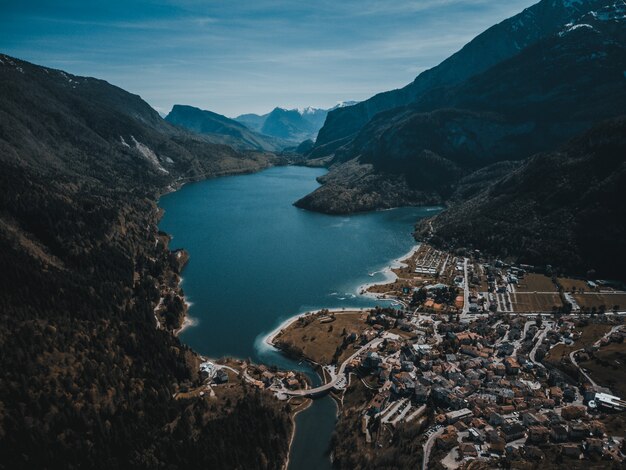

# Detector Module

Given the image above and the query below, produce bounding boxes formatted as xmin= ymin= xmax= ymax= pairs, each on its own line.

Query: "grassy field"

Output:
xmin=544 ymin=323 xmax=614 ymax=373
xmin=579 ymin=341 xmax=626 ymax=398
xmin=557 ymin=277 xmax=590 ymax=292
xmin=510 ymin=292 xmax=562 ymax=312
xmin=273 ymin=311 xmax=369 ymax=365
xmin=573 ymin=293 xmax=626 ymax=310
xmin=516 ymin=273 xmax=557 ymax=292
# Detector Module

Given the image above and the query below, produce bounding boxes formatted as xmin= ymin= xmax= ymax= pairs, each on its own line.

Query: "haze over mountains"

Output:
xmin=165 ymin=101 xmax=358 ymax=152
xmin=164 ymin=104 xmax=292 ymax=152
xmin=235 ymin=102 xmax=358 ymax=142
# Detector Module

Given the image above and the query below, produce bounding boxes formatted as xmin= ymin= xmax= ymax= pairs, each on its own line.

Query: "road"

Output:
xmin=569 ymin=325 xmax=623 ymax=390
xmin=461 ymin=258 xmax=470 ymax=316
xmin=282 ymin=337 xmax=383 ymax=397
xmin=422 ymin=426 xmax=444 ymax=470
xmin=529 ymin=321 xmax=554 ymax=367
xmin=569 ymin=348 xmax=598 ymax=388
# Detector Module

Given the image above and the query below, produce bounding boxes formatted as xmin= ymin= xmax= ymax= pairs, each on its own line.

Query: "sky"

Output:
xmin=1 ymin=0 xmax=537 ymax=117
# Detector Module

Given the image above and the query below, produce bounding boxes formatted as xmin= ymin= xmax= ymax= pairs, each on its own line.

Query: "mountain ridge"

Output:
xmin=311 ymin=0 xmax=614 ymax=157
xmin=235 ymin=101 xmax=358 ymax=143
xmin=165 ymin=104 xmax=292 ymax=152
xmin=296 ymin=0 xmax=626 ymax=214
xmin=0 ymin=53 xmax=290 ymax=469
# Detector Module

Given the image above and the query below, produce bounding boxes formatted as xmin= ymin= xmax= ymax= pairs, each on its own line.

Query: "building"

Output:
xmin=458 ymin=443 xmax=478 ymax=458
xmin=214 ymin=369 xmax=229 ymax=384
xmin=368 ymin=391 xmax=389 ymax=415
xmin=568 ymin=422 xmax=590 ymax=440
xmin=550 ymin=425 xmax=568 ymax=442
xmin=502 ymin=423 xmax=525 ymax=442
xmin=561 ymin=444 xmax=580 ymax=458
xmin=503 ymin=357 xmax=520 ymax=375
xmin=594 ymin=392 xmax=626 ymax=411
xmin=445 ymin=408 xmax=473 ymax=424
xmin=528 ymin=426 xmax=549 ymax=444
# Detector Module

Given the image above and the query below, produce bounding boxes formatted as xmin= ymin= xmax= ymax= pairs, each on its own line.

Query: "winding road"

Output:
xmin=280 ymin=337 xmax=383 ymax=397
xmin=569 ymin=325 xmax=623 ymax=390
xmin=422 ymin=426 xmax=444 ymax=470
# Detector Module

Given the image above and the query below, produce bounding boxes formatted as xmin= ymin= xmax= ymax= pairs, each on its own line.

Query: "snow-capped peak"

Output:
xmin=331 ymin=100 xmax=358 ymax=110
xmin=559 ymin=22 xmax=595 ymax=35
xmin=297 ymin=106 xmax=319 ymax=115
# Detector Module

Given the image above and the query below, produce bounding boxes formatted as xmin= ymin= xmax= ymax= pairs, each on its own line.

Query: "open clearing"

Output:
xmin=557 ymin=277 xmax=590 ymax=292
xmin=544 ymin=323 xmax=614 ymax=373
xmin=515 ymin=273 xmax=557 ymax=292
xmin=573 ymin=293 xmax=626 ymax=310
xmin=510 ymin=293 xmax=562 ymax=312
xmin=579 ymin=341 xmax=626 ymax=397
xmin=273 ymin=311 xmax=368 ymax=365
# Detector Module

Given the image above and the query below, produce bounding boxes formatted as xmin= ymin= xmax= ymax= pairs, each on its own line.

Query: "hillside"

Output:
xmin=296 ymin=4 xmax=626 ymax=213
xmin=311 ymin=0 xmax=613 ymax=157
xmin=0 ymin=54 xmax=290 ymax=469
xmin=417 ymin=117 xmax=626 ymax=278
xmin=165 ymin=104 xmax=291 ymax=152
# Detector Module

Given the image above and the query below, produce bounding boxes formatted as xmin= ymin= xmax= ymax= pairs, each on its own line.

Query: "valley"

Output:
xmin=1 ymin=0 xmax=626 ymax=469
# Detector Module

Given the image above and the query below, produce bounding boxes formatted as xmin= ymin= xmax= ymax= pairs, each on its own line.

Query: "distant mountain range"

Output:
xmin=235 ymin=102 xmax=358 ymax=145
xmin=297 ymin=0 xmax=626 ymax=214
xmin=165 ymin=104 xmax=292 ymax=152
xmin=165 ymin=102 xmax=357 ymax=151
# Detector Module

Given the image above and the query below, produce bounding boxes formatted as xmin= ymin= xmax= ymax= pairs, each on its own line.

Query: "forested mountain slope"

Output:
xmin=0 ymin=54 xmax=289 ymax=469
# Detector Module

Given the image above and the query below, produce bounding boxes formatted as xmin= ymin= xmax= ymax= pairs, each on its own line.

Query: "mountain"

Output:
xmin=165 ymin=104 xmax=291 ymax=151
xmin=312 ymin=0 xmax=614 ymax=157
xmin=417 ymin=116 xmax=626 ymax=278
xmin=235 ymin=101 xmax=358 ymax=143
xmin=0 ymin=54 xmax=290 ymax=469
xmin=296 ymin=1 xmax=626 ymax=213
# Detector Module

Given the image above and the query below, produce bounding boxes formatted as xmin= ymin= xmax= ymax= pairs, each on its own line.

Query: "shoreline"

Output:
xmin=355 ymin=242 xmax=420 ymax=300
xmin=282 ymin=397 xmax=314 ymax=470
xmin=157 ymin=171 xmax=424 ymax=470
xmin=263 ymin=242 xmax=422 ymax=355
xmin=173 ymin=311 xmax=198 ymax=337
xmin=262 ymin=243 xmax=420 ymax=470
xmin=264 ymin=307 xmax=372 ymax=349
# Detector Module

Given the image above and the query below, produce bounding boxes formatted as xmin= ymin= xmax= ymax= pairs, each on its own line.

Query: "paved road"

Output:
xmin=422 ymin=426 xmax=444 ymax=470
xmin=461 ymin=258 xmax=470 ymax=316
xmin=529 ymin=321 xmax=553 ymax=367
xmin=282 ymin=338 xmax=383 ymax=397
xmin=569 ymin=325 xmax=623 ymax=390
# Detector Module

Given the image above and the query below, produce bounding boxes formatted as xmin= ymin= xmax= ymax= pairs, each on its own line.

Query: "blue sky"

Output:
xmin=1 ymin=0 xmax=536 ymax=117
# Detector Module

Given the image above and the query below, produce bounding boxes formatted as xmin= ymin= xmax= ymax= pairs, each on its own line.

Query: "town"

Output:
xmin=262 ymin=243 xmax=626 ymax=468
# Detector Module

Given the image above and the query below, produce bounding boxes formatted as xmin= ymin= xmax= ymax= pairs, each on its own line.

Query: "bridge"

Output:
xmin=281 ymin=338 xmax=383 ymax=398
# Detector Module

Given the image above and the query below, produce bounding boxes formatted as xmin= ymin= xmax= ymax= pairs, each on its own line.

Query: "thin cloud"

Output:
xmin=1 ymin=0 xmax=538 ymax=116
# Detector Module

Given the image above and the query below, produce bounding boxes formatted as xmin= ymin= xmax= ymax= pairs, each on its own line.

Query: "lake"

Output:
xmin=158 ymin=165 xmax=439 ymax=469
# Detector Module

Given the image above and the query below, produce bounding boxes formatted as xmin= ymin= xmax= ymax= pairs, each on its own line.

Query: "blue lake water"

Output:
xmin=158 ymin=166 xmax=440 ymax=469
